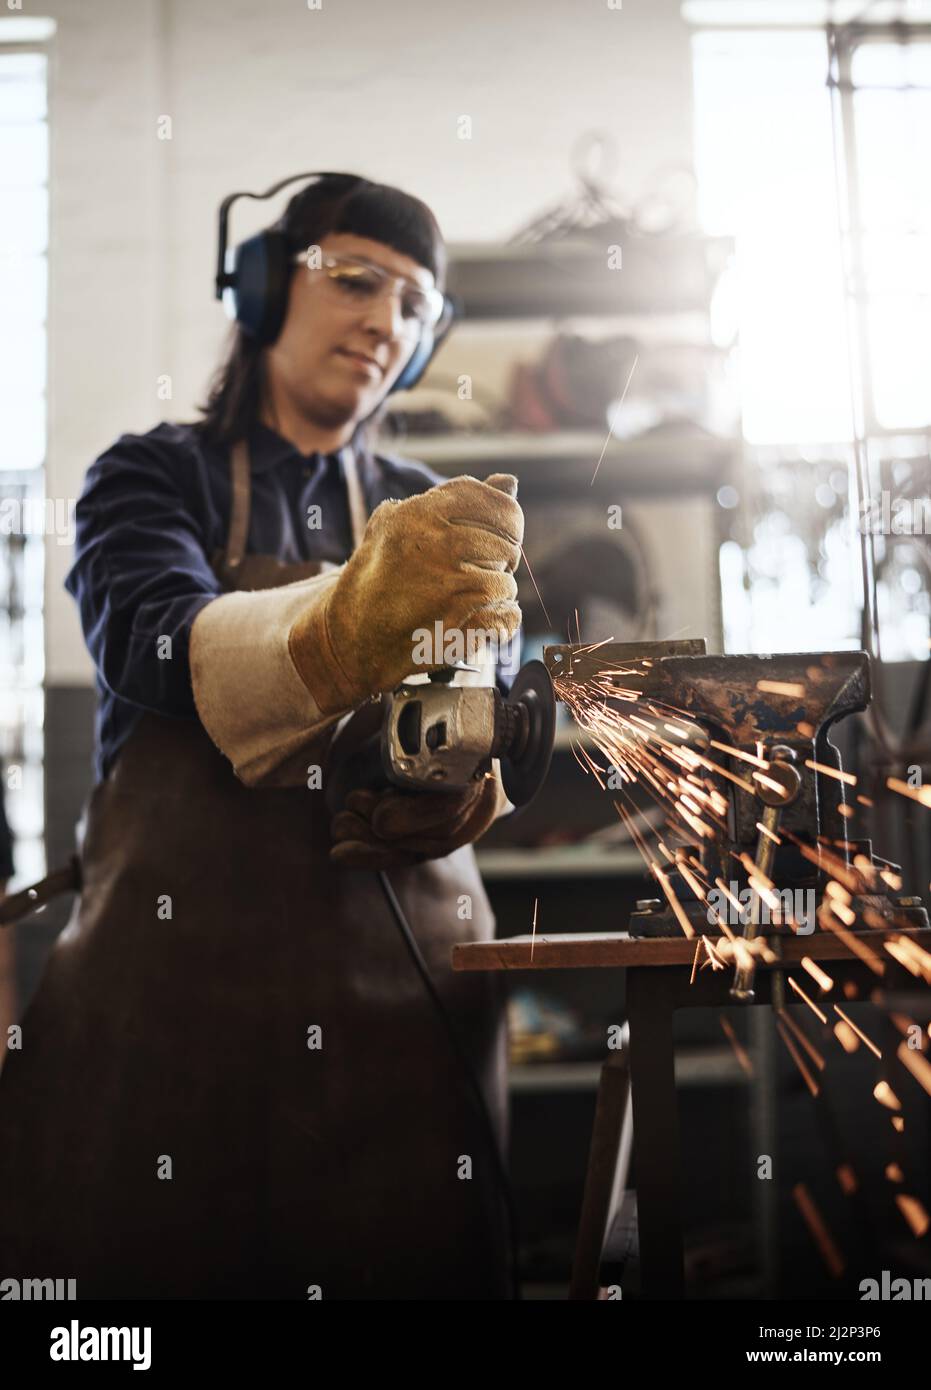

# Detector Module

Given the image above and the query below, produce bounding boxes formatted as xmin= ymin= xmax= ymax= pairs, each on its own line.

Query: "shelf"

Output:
xmin=382 ymin=428 xmax=736 ymax=491
xmin=476 ymin=843 xmax=647 ymax=880
xmin=509 ymin=1046 xmax=748 ymax=1092
xmin=445 ymin=236 xmax=734 ymax=318
xmin=510 ymin=1062 xmax=603 ymax=1091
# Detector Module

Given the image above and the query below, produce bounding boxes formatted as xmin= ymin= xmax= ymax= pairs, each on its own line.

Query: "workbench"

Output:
xmin=453 ymin=929 xmax=931 ymax=1299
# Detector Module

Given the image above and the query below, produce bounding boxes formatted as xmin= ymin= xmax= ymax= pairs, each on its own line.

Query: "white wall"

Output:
xmin=42 ymin=0 xmax=698 ymax=682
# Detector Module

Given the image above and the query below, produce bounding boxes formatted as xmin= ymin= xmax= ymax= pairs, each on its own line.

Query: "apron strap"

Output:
xmin=223 ymin=439 xmax=252 ymax=573
xmin=342 ymin=445 xmax=369 ymax=550
xmin=223 ymin=435 xmax=369 ymax=577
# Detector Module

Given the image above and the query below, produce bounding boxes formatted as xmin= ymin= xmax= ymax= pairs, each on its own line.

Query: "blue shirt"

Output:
xmin=65 ymin=419 xmax=519 ymax=783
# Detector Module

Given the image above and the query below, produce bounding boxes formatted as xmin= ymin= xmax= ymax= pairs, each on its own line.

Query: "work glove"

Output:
xmin=288 ymin=474 xmax=523 ymax=716
xmin=329 ymin=770 xmax=508 ymax=870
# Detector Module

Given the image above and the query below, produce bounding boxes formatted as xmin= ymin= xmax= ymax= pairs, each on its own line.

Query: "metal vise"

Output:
xmin=543 ymin=639 xmax=926 ymax=999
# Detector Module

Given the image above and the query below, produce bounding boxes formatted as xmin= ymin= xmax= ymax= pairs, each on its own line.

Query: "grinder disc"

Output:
xmin=501 ymin=659 xmax=557 ymax=807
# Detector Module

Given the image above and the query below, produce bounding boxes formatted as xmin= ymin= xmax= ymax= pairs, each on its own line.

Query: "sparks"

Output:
xmin=800 ymin=957 xmax=833 ymax=993
xmin=719 ymin=1015 xmax=754 ymax=1077
xmin=778 ymin=1007 xmax=826 ymax=1073
xmin=777 ymin=1018 xmax=820 ymax=1097
xmin=887 ymin=777 xmax=931 ymax=809
xmin=792 ymin=1183 xmax=845 ymax=1277
xmin=804 ymin=758 xmax=857 ymax=786
xmin=833 ymin=1005 xmax=881 ymax=1059
xmin=590 ymin=353 xmax=639 ymax=486
xmin=787 ymin=976 xmax=828 ymax=1024
xmin=897 ymin=1039 xmax=931 ymax=1097
xmin=896 ymin=1194 xmax=930 ymax=1238
xmin=873 ymin=1080 xmax=902 ymax=1111
xmin=518 ymin=542 xmax=552 ymax=630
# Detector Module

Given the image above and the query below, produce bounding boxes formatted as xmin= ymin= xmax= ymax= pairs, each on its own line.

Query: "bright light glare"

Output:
xmin=692 ymin=29 xmax=852 ymax=445
xmin=853 ymin=43 xmax=931 ymax=431
xmin=694 ymin=29 xmax=931 ymax=660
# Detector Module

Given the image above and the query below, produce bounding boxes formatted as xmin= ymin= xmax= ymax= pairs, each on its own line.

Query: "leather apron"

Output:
xmin=0 ymin=440 xmax=510 ymax=1300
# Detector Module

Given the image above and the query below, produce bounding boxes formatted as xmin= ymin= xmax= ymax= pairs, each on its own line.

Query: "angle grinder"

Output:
xmin=324 ymin=660 xmax=557 ymax=815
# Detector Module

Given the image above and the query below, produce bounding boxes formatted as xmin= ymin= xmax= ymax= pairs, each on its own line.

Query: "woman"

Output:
xmin=0 ymin=173 xmax=523 ymax=1299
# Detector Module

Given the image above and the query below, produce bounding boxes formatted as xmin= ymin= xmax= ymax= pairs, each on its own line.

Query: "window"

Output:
xmin=691 ymin=23 xmax=931 ymax=660
xmin=0 ymin=46 xmax=49 ymax=885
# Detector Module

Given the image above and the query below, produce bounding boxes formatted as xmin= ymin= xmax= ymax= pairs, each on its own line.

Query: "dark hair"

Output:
xmin=196 ymin=173 xmax=447 ymax=449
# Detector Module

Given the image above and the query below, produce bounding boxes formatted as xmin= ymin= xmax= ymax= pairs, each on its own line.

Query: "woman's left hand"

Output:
xmin=329 ymin=771 xmax=506 ymax=870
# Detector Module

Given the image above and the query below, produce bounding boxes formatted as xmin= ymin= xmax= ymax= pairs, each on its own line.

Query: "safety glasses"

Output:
xmin=292 ymin=250 xmax=448 ymax=333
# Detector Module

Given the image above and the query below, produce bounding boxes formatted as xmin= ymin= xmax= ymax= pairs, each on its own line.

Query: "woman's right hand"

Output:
xmin=287 ymin=473 xmax=524 ymax=715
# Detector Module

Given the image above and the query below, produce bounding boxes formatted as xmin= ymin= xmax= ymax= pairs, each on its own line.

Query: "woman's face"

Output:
xmin=264 ymin=231 xmax=438 ymax=429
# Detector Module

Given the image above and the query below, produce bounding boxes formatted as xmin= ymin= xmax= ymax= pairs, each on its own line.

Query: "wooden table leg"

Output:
xmin=569 ymin=1050 xmax=630 ymax=1299
xmin=626 ymin=965 xmax=685 ymax=1299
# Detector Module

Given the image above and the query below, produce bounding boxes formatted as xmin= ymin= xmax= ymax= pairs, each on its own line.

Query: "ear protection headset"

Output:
xmin=214 ymin=171 xmax=457 ymax=393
